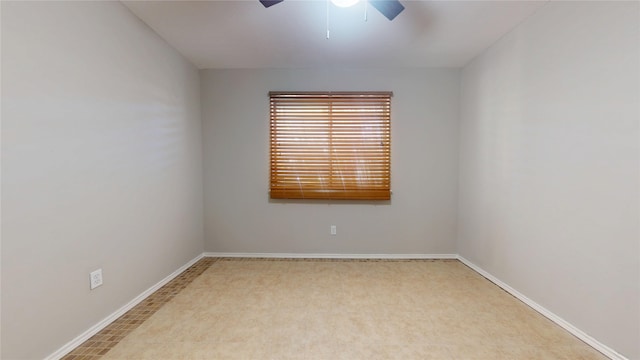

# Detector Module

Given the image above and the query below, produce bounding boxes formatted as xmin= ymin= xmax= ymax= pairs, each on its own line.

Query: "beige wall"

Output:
xmin=458 ymin=2 xmax=639 ymax=358
xmin=201 ymin=69 xmax=460 ymax=254
xmin=1 ymin=2 xmax=204 ymax=358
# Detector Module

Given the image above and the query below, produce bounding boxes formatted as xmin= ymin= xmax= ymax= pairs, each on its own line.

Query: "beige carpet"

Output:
xmin=102 ymin=259 xmax=606 ymax=359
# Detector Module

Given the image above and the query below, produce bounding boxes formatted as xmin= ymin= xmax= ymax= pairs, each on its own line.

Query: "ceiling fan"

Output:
xmin=259 ymin=0 xmax=405 ymax=21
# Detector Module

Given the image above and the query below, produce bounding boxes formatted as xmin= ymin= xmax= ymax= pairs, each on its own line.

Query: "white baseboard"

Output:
xmin=457 ymin=256 xmax=627 ymax=360
xmin=204 ymin=252 xmax=458 ymax=260
xmin=45 ymin=253 xmax=204 ymax=360
xmin=45 ymin=252 xmax=626 ymax=360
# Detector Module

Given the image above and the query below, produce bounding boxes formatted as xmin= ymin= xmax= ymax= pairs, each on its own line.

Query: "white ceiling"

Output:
xmin=122 ymin=0 xmax=547 ymax=69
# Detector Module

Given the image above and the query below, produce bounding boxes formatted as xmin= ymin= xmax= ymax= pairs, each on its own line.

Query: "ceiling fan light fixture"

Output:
xmin=330 ymin=0 xmax=360 ymax=8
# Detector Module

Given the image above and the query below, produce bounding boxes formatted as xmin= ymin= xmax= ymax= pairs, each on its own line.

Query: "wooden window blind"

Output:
xmin=269 ymin=91 xmax=391 ymax=200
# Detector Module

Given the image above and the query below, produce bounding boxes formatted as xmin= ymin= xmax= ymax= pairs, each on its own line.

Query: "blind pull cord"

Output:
xmin=326 ymin=0 xmax=330 ymax=39
xmin=364 ymin=0 xmax=368 ymax=22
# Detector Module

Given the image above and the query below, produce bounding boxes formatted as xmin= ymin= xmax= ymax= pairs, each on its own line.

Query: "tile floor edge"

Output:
xmin=203 ymin=252 xmax=458 ymax=259
xmin=47 ymin=253 xmax=205 ymax=360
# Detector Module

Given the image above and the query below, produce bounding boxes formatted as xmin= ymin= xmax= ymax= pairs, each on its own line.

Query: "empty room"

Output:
xmin=1 ymin=0 xmax=638 ymax=359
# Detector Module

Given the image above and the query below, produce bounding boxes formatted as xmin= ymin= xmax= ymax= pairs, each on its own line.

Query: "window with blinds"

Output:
xmin=269 ymin=92 xmax=391 ymax=200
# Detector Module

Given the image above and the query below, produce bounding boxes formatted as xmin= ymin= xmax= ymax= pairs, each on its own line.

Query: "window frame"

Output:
xmin=269 ymin=91 xmax=392 ymax=200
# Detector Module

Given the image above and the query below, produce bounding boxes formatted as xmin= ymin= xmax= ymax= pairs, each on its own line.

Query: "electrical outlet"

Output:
xmin=331 ymin=225 xmax=337 ymax=235
xmin=90 ymin=269 xmax=103 ymax=290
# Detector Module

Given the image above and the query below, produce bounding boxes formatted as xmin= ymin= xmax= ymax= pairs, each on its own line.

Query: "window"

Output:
xmin=269 ymin=91 xmax=391 ymax=200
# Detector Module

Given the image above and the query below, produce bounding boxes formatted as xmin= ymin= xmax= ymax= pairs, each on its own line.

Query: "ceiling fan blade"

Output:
xmin=259 ymin=0 xmax=284 ymax=8
xmin=368 ymin=0 xmax=404 ymax=21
